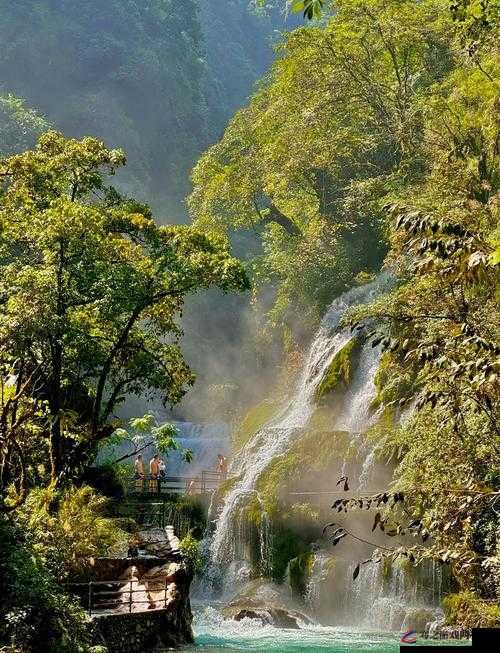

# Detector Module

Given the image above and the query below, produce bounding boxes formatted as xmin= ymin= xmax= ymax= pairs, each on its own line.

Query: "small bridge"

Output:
xmin=129 ymin=470 xmax=224 ymax=496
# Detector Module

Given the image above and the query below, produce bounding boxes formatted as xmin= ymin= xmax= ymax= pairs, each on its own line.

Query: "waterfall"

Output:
xmin=192 ymin=271 xmax=448 ymax=632
xmin=97 ymin=420 xmax=230 ymax=476
xmin=168 ymin=421 xmax=230 ymax=476
xmin=208 ymin=273 xmax=391 ymax=576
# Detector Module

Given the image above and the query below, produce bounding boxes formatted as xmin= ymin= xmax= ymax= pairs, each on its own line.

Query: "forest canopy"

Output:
xmin=0 ymin=1 xmax=498 ymax=649
xmin=189 ymin=0 xmax=499 ymax=614
xmin=0 ymin=0 xmax=285 ymax=219
xmin=189 ymin=0 xmax=457 ymax=331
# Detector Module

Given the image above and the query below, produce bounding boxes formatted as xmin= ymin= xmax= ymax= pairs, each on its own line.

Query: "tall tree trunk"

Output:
xmin=49 ymin=341 xmax=63 ymax=482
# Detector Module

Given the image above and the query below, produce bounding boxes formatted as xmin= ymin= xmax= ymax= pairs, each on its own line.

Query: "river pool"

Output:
xmin=177 ymin=607 xmax=471 ymax=652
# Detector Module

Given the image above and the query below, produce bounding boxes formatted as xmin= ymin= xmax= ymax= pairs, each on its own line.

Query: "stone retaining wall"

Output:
xmin=92 ymin=605 xmax=194 ymax=653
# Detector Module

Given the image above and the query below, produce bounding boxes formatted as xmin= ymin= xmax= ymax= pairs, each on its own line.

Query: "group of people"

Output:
xmin=133 ymin=453 xmax=166 ymax=492
xmin=133 ymin=451 xmax=229 ymax=494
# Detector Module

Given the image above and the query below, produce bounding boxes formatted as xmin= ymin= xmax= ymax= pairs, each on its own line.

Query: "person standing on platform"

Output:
xmin=149 ymin=454 xmax=160 ymax=493
xmin=134 ymin=454 xmax=145 ymax=492
xmin=217 ymin=453 xmax=228 ymax=481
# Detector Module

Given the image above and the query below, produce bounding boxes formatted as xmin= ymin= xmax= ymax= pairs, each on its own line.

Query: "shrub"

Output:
xmin=443 ymin=591 xmax=500 ymax=628
xmin=0 ymin=517 xmax=92 ymax=653
xmin=179 ymin=533 xmax=203 ymax=573
xmin=14 ymin=486 xmax=126 ymax=581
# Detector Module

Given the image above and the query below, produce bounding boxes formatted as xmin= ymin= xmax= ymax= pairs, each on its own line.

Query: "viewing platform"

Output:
xmin=128 ymin=469 xmax=224 ymax=497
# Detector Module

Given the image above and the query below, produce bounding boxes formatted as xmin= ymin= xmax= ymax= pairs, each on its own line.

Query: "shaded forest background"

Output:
xmin=0 ymin=0 xmax=298 ymax=420
xmin=0 ymin=0 xmax=292 ymax=219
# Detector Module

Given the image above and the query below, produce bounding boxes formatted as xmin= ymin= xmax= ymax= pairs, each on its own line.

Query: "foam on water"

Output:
xmin=175 ymin=606 xmax=470 ymax=652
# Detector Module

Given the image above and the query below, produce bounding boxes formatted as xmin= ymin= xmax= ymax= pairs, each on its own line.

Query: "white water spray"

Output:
xmin=209 ymin=274 xmax=391 ymax=573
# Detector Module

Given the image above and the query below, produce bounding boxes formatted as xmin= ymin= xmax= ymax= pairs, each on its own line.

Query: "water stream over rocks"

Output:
xmin=186 ymin=273 xmax=455 ymax=639
xmin=208 ymin=275 xmax=391 ymax=576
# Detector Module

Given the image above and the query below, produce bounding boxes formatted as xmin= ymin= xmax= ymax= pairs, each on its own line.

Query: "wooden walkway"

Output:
xmin=131 ymin=470 xmax=224 ymax=496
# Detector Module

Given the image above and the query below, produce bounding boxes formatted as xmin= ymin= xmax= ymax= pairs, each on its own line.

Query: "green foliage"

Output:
xmin=163 ymin=496 xmax=206 ymax=539
xmin=106 ymin=414 xmax=193 ymax=466
xmin=14 ymin=486 xmax=126 ymax=581
xmin=0 ymin=131 xmax=249 ymax=492
xmin=179 ymin=532 xmax=204 ymax=573
xmin=314 ymin=337 xmax=360 ymax=401
xmin=0 ymin=0 xmax=206 ymax=215
xmin=291 ymin=1 xmax=326 ymax=20
xmin=0 ymin=93 xmax=49 ymax=157
xmin=450 ymin=0 xmax=499 ymax=47
xmin=333 ymin=15 xmax=499 ymax=605
xmin=0 ymin=1 xmax=284 ymax=217
xmin=81 ymin=464 xmax=126 ymax=505
xmin=443 ymin=591 xmax=500 ymax=628
xmin=370 ymin=351 xmax=418 ymax=409
xmin=189 ymin=0 xmax=453 ymax=331
xmin=0 ymin=517 xmax=92 ymax=652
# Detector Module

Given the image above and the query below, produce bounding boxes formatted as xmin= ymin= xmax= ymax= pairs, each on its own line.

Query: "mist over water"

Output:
xmin=190 ymin=272 xmax=456 ymax=640
xmin=203 ymin=274 xmax=394 ymax=598
xmin=210 ymin=274 xmax=389 ymax=566
xmin=175 ymin=606 xmax=470 ymax=652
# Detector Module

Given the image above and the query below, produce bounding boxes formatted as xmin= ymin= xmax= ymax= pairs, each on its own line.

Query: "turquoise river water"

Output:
xmin=176 ymin=607 xmax=471 ymax=653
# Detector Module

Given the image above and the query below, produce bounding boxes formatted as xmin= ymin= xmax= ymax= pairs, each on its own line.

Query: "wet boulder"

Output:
xmin=233 ymin=607 xmax=300 ymax=629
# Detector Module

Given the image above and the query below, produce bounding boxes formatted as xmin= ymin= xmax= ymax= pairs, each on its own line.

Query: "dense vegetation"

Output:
xmin=0 ymin=0 xmax=284 ymax=219
xmin=189 ymin=0 xmax=453 ymax=333
xmin=0 ymin=1 xmax=498 ymax=649
xmin=191 ymin=0 xmax=499 ymax=628
xmin=0 ymin=129 xmax=248 ymax=650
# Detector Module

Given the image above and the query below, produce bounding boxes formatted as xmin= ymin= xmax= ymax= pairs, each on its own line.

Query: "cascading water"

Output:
xmin=168 ymin=421 xmax=230 ymax=476
xmin=98 ymin=420 xmax=230 ymax=476
xmin=195 ymin=272 xmax=447 ymax=633
xmin=207 ymin=273 xmax=391 ymax=582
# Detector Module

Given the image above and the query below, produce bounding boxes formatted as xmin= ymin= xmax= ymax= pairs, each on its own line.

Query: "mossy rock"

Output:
xmin=403 ymin=608 xmax=435 ymax=633
xmin=288 ymin=552 xmax=314 ymax=597
xmin=234 ymin=400 xmax=278 ymax=450
xmin=255 ymin=428 xmax=348 ymax=516
xmin=314 ymin=337 xmax=360 ymax=402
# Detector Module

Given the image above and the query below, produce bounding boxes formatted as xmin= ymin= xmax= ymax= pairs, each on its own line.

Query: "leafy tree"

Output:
xmin=0 ymin=131 xmax=249 ymax=498
xmin=450 ymin=0 xmax=499 ymax=47
xmin=335 ymin=27 xmax=499 ymax=602
xmin=0 ymin=93 xmax=50 ymax=157
xmin=189 ymin=0 xmax=453 ymax=329
xmin=104 ymin=413 xmax=193 ymax=465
